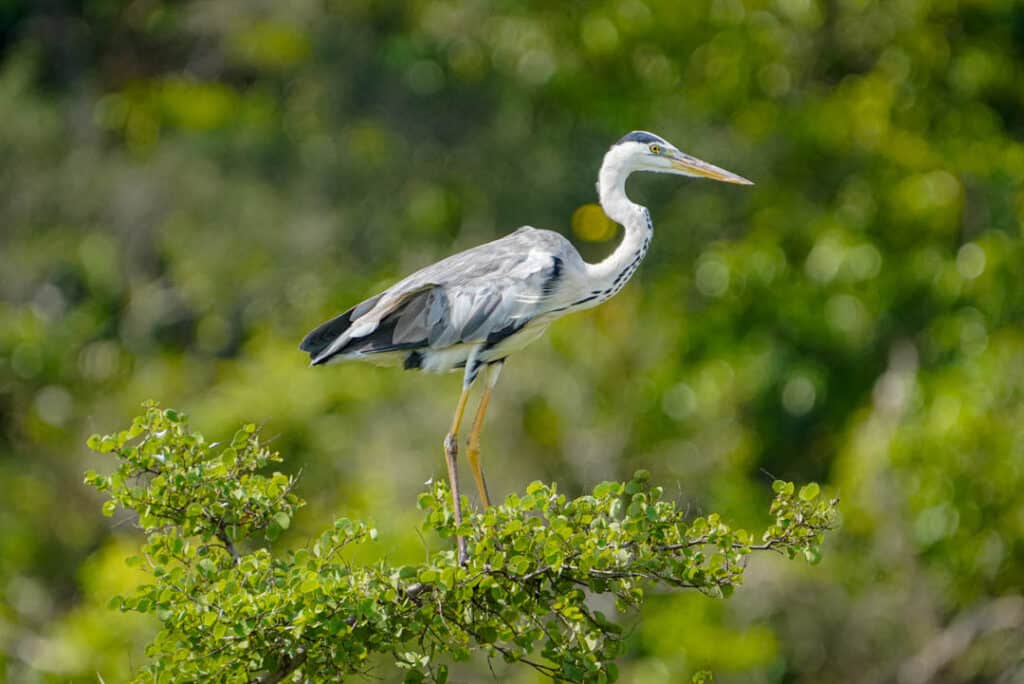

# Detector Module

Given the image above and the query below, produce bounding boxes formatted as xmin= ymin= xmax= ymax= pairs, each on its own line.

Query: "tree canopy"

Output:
xmin=84 ymin=404 xmax=835 ymax=682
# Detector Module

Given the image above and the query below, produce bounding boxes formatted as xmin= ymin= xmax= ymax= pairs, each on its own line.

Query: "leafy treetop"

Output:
xmin=85 ymin=403 xmax=837 ymax=683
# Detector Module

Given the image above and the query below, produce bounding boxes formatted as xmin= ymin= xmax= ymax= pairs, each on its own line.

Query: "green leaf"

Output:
xmin=799 ymin=482 xmax=821 ymax=501
xmin=402 ymin=669 xmax=425 ymax=684
xmin=273 ymin=512 xmax=291 ymax=530
xmin=102 ymin=500 xmax=117 ymax=517
xmin=508 ymin=555 xmax=531 ymax=575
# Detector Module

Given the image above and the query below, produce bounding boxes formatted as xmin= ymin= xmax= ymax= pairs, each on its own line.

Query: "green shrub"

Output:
xmin=85 ymin=404 xmax=836 ymax=683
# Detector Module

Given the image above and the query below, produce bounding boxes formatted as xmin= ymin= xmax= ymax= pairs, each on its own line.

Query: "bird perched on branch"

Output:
xmin=301 ymin=131 xmax=751 ymax=562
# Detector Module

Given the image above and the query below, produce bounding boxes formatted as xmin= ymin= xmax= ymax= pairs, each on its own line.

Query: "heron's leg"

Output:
xmin=443 ymin=385 xmax=472 ymax=566
xmin=466 ymin=360 xmax=503 ymax=509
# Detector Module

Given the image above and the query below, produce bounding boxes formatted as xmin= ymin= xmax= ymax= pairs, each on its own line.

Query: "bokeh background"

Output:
xmin=2 ymin=0 xmax=1024 ymax=681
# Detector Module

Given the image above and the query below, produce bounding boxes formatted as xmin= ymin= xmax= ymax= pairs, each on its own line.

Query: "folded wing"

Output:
xmin=301 ymin=227 xmax=574 ymax=366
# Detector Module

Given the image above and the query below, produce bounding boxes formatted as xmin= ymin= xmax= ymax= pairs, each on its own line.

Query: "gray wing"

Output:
xmin=302 ymin=227 xmax=579 ymax=365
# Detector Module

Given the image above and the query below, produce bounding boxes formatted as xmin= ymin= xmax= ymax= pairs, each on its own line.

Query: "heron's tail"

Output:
xmin=300 ymin=310 xmax=358 ymax=366
xmin=301 ymin=286 xmax=437 ymax=366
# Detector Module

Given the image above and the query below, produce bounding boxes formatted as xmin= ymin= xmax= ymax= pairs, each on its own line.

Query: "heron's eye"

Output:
xmin=649 ymin=144 xmax=662 ymax=154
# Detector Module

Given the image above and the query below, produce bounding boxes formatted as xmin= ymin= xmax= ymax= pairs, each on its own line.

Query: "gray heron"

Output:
xmin=301 ymin=131 xmax=751 ymax=560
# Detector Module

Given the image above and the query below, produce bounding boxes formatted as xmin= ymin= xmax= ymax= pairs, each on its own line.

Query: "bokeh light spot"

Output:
xmin=696 ymin=254 xmax=730 ymax=297
xmin=78 ymin=340 xmax=122 ymax=381
xmin=847 ymin=244 xmax=882 ymax=280
xmin=35 ymin=385 xmax=73 ymax=427
xmin=228 ymin=21 xmax=311 ymax=70
xmin=960 ymin=318 xmax=988 ymax=357
xmin=517 ymin=50 xmax=556 ymax=84
xmin=782 ymin=375 xmax=816 ymax=416
xmin=406 ymin=60 xmax=445 ymax=95
xmin=914 ymin=503 xmax=960 ymax=547
xmin=805 ymin=236 xmax=843 ymax=284
xmin=571 ymin=203 xmax=616 ymax=242
xmin=956 ymin=243 xmax=986 ymax=280
xmin=826 ymin=293 xmax=870 ymax=341
xmin=31 ymin=283 xmax=66 ymax=322
xmin=581 ymin=16 xmax=620 ymax=55
xmin=662 ymin=382 xmax=697 ymax=421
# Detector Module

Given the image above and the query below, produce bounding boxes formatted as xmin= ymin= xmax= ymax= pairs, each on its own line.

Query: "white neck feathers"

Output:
xmin=584 ymin=148 xmax=653 ymax=295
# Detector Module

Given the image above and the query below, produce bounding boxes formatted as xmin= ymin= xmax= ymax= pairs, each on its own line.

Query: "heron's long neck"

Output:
xmin=584 ymin=160 xmax=652 ymax=302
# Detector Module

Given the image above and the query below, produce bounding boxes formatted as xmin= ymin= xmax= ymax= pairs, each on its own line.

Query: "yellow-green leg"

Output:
xmin=466 ymin=361 xmax=503 ymax=508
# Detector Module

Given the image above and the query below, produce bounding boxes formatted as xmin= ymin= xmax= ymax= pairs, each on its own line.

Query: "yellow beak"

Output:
xmin=670 ymin=153 xmax=753 ymax=185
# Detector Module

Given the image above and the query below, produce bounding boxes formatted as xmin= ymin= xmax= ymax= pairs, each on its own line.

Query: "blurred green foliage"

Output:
xmin=1 ymin=0 xmax=1023 ymax=681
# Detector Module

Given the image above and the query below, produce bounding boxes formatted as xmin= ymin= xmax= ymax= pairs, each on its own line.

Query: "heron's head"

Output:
xmin=608 ymin=131 xmax=753 ymax=185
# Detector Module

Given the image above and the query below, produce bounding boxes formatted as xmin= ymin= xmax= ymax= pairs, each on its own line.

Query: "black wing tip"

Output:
xmin=299 ymin=335 xmax=326 ymax=365
xmin=299 ymin=311 xmax=356 ymax=362
xmin=300 ymin=330 xmax=337 ymax=366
